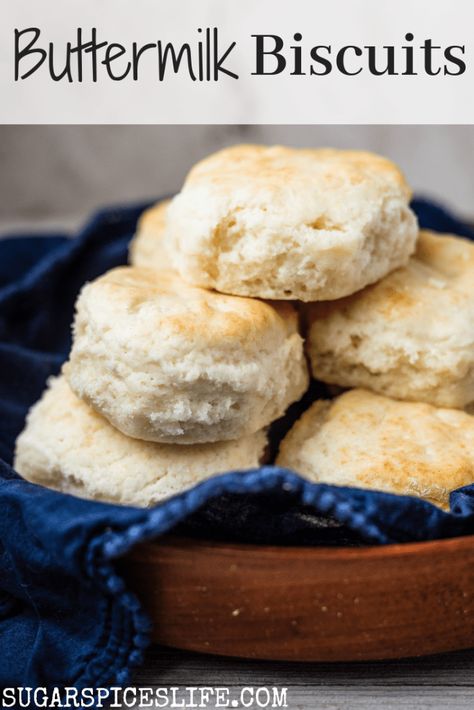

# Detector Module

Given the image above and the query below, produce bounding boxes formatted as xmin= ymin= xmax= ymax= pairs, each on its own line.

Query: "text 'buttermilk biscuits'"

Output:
xmin=14 ymin=376 xmax=267 ymax=507
xmin=63 ymin=266 xmax=308 ymax=444
xmin=276 ymin=389 xmax=474 ymax=509
xmin=306 ymin=231 xmax=474 ymax=409
xmin=163 ymin=145 xmax=418 ymax=301
xmin=129 ymin=199 xmax=171 ymax=271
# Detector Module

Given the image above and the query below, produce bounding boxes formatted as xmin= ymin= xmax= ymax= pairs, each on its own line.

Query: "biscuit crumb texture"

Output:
xmin=276 ymin=389 xmax=474 ymax=509
xmin=307 ymin=231 xmax=474 ymax=409
xmin=129 ymin=200 xmax=172 ymax=271
xmin=165 ymin=145 xmax=418 ymax=301
xmin=64 ymin=266 xmax=308 ymax=444
xmin=14 ymin=376 xmax=267 ymax=507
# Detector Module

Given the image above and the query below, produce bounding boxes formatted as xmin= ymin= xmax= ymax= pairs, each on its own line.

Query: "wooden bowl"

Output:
xmin=120 ymin=535 xmax=474 ymax=662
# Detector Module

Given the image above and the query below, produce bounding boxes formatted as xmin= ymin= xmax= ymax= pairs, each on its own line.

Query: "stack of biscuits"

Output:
xmin=15 ymin=145 xmax=474 ymax=510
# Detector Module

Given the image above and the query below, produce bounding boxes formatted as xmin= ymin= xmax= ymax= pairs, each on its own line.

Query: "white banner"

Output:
xmin=0 ymin=0 xmax=473 ymax=124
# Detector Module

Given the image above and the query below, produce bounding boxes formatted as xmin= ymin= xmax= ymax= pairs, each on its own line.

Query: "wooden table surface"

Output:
xmin=133 ymin=645 xmax=474 ymax=709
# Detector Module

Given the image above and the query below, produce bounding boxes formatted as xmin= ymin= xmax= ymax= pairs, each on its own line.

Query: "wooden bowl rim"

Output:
xmin=144 ymin=532 xmax=474 ymax=562
xmin=127 ymin=533 xmax=474 ymax=661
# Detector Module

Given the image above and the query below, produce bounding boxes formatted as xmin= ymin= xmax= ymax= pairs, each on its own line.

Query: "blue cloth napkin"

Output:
xmin=1 ymin=198 xmax=474 ymax=689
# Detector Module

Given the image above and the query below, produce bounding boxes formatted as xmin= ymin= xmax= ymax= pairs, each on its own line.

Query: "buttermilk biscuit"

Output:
xmin=129 ymin=200 xmax=171 ymax=270
xmin=165 ymin=145 xmax=418 ymax=301
xmin=64 ymin=266 xmax=308 ymax=444
xmin=307 ymin=230 xmax=474 ymax=409
xmin=14 ymin=377 xmax=267 ymax=507
xmin=276 ymin=389 xmax=474 ymax=509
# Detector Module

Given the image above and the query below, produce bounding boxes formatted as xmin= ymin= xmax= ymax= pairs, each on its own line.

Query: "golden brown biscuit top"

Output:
xmin=136 ymin=199 xmax=170 ymax=234
xmin=415 ymin=229 xmax=474 ymax=283
xmin=308 ymin=230 xmax=474 ymax=323
xmin=184 ymin=144 xmax=411 ymax=198
xmin=77 ymin=266 xmax=298 ymax=344
xmin=282 ymin=389 xmax=474 ymax=507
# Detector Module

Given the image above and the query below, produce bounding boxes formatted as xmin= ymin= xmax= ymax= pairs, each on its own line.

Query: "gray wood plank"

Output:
xmin=276 ymin=688 xmax=474 ymax=710
xmin=130 ymin=646 xmax=474 ymax=708
xmin=131 ymin=648 xmax=474 ymax=710
xmin=133 ymin=645 xmax=474 ymax=688
xmin=130 ymin=689 xmax=473 ymax=710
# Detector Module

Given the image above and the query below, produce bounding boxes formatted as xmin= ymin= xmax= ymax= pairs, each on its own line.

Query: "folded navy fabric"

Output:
xmin=1 ymin=198 xmax=474 ymax=689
